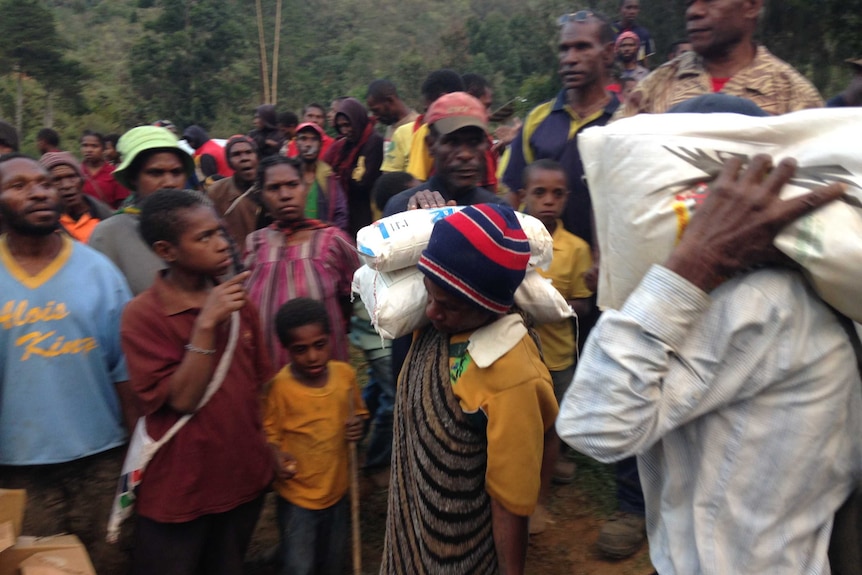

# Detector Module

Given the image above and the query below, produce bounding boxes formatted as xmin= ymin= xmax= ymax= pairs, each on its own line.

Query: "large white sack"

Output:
xmin=353 ymin=265 xmax=574 ymax=340
xmin=356 ymin=206 xmax=554 ymax=272
xmin=515 ymin=271 xmax=575 ymax=325
xmin=580 ymin=108 xmax=862 ymax=320
xmin=352 ymin=265 xmax=428 ymax=340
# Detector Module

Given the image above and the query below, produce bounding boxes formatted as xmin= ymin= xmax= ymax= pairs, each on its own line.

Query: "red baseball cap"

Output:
xmin=295 ymin=122 xmax=325 ymax=138
xmin=425 ymin=92 xmax=488 ymax=135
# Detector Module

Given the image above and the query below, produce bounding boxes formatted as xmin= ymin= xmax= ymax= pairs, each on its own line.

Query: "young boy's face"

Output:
xmin=286 ymin=322 xmax=331 ymax=384
xmin=521 ymin=168 xmax=569 ymax=229
xmin=163 ymin=205 xmax=232 ymax=277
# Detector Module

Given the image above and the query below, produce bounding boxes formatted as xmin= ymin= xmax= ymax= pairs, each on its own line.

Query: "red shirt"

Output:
xmin=82 ymin=162 xmax=130 ymax=209
xmin=121 ymin=273 xmax=274 ymax=522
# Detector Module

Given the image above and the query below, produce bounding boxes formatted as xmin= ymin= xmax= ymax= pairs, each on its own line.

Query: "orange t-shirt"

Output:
xmin=59 ymin=213 xmax=101 ymax=243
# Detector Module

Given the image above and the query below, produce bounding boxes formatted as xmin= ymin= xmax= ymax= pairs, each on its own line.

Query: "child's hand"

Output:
xmin=198 ymin=271 xmax=250 ymax=329
xmin=345 ymin=416 xmax=364 ymax=443
xmin=271 ymin=445 xmax=298 ymax=480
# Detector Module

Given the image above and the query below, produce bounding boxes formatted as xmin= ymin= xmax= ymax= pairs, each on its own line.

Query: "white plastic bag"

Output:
xmin=356 ymin=207 xmax=554 ymax=272
xmin=580 ymin=108 xmax=862 ymax=319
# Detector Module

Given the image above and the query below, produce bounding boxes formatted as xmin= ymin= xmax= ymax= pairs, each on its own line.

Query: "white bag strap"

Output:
xmin=149 ymin=310 xmax=241 ymax=452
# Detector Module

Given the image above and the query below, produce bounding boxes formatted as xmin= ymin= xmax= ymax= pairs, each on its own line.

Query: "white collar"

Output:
xmin=466 ymin=314 xmax=527 ymax=368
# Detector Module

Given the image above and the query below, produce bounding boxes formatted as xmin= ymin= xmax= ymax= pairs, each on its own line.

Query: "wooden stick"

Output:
xmin=254 ymin=0 xmax=270 ymax=103
xmin=349 ymin=391 xmax=361 ymax=574
xmin=270 ymin=0 xmax=283 ymax=105
xmin=350 ymin=440 xmax=361 ymax=574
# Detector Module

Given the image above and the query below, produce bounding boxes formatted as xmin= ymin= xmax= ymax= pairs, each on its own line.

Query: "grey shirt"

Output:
xmin=89 ymin=213 xmax=165 ymax=296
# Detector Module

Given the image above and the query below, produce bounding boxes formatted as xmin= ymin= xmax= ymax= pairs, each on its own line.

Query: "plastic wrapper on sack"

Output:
xmin=579 ymin=108 xmax=862 ymax=321
xmin=356 ymin=207 xmax=554 ymax=272
xmin=353 ymin=265 xmax=574 ymax=340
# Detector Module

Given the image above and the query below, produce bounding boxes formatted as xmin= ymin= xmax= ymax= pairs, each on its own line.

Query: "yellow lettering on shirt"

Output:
xmin=1 ymin=300 xmax=98 ymax=360
xmin=0 ymin=300 xmax=70 ymax=329
xmin=15 ymin=331 xmax=98 ymax=361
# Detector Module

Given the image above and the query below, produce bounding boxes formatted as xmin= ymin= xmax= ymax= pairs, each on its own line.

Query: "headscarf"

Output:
xmin=325 ymin=98 xmax=376 ymax=187
xmin=182 ymin=125 xmax=210 ymax=149
xmin=255 ymin=105 xmax=278 ymax=130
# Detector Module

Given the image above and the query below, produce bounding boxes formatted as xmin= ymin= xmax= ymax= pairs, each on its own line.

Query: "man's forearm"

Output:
xmin=491 ymin=498 xmax=528 ymax=575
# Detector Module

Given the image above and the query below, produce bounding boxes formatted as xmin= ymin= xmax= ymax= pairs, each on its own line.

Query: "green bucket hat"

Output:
xmin=113 ymin=126 xmax=194 ymax=190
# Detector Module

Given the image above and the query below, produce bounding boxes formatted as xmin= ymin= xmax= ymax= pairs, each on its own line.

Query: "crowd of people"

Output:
xmin=1 ymin=0 xmax=861 ymax=574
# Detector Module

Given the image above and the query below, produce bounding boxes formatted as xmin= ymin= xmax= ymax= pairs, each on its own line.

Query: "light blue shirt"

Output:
xmin=0 ymin=236 xmax=131 ymax=465
xmin=558 ymin=265 xmax=862 ymax=574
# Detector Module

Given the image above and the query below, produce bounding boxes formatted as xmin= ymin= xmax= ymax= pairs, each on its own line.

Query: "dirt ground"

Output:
xmin=244 ymin=459 xmax=655 ymax=575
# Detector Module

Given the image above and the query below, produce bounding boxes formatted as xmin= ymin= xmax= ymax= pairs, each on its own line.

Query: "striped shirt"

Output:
xmin=616 ymin=46 xmax=824 ymax=119
xmin=558 ymin=265 xmax=862 ymax=574
xmin=244 ymin=226 xmax=359 ymax=368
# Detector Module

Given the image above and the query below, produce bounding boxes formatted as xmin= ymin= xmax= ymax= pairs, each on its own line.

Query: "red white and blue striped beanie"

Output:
xmin=418 ymin=203 xmax=530 ymax=314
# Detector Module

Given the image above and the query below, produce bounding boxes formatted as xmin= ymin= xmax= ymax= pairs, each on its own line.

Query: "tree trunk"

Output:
xmin=255 ymin=0 xmax=270 ymax=104
xmin=44 ymin=88 xmax=54 ymax=128
xmin=15 ymin=65 xmax=23 ymax=137
xmin=271 ymin=0 xmax=283 ymax=105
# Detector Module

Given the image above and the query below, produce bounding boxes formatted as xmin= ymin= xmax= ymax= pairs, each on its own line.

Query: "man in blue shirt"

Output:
xmin=0 ymin=154 xmax=134 ymax=573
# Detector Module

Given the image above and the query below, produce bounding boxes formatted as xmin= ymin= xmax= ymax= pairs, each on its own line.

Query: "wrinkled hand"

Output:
xmin=406 ymin=190 xmax=455 ymax=210
xmin=271 ymin=445 xmax=298 ymax=481
xmin=345 ymin=415 xmax=364 ymax=443
xmin=666 ymin=155 xmax=845 ymax=292
xmin=198 ymin=271 xmax=250 ymax=328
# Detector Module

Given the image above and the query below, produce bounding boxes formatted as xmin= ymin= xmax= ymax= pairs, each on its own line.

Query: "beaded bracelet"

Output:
xmin=185 ymin=343 xmax=216 ymax=355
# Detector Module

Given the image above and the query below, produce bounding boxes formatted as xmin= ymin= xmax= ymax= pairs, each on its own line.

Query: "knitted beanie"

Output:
xmin=418 ymin=203 xmax=530 ymax=313
xmin=224 ymin=134 xmax=259 ymax=167
xmin=40 ymin=151 xmax=84 ymax=179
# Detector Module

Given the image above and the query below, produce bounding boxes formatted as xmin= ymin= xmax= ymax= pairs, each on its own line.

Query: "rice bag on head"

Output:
xmin=356 ymin=207 xmax=553 ymax=272
xmin=514 ymin=271 xmax=576 ymax=324
xmin=580 ymin=108 xmax=862 ymax=320
xmin=352 ymin=265 xmax=428 ymax=340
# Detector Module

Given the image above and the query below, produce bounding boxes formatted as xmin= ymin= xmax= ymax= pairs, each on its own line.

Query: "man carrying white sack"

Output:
xmin=380 ymin=203 xmax=558 ymax=575
xmin=557 ymin=154 xmax=862 ymax=574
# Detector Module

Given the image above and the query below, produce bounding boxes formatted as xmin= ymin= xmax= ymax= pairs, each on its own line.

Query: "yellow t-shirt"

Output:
xmin=534 ymin=222 xmax=593 ymax=370
xmin=406 ymin=123 xmax=433 ymax=181
xmin=263 ymin=361 xmax=369 ymax=510
xmin=448 ymin=327 xmax=558 ymax=516
xmin=381 ymin=113 xmax=419 ymax=173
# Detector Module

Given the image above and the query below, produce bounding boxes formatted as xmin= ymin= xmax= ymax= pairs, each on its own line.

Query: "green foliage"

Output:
xmin=128 ymin=0 xmax=251 ymax=128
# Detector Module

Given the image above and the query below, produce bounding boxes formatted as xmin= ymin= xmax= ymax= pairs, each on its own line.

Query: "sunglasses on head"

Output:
xmin=557 ymin=10 xmax=595 ymax=25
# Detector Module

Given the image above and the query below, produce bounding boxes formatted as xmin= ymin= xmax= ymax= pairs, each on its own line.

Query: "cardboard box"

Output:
xmin=19 ymin=546 xmax=96 ymax=574
xmin=0 ymin=490 xmax=95 ymax=575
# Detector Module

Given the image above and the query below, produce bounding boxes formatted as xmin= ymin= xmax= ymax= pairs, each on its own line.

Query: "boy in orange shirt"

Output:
xmin=265 ymin=297 xmax=369 ymax=575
